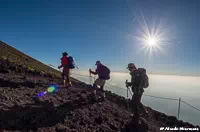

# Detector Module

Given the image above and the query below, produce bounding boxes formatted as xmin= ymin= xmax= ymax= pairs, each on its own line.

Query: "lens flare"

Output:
xmin=34 ymin=84 xmax=58 ymax=99
xmin=37 ymin=91 xmax=47 ymax=97
xmin=47 ymin=85 xmax=57 ymax=93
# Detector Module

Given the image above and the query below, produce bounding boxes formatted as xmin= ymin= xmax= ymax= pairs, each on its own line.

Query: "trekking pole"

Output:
xmin=126 ymin=79 xmax=130 ymax=110
xmin=177 ymin=98 xmax=181 ymax=120
xmin=89 ymin=69 xmax=92 ymax=85
xmin=93 ymin=76 xmax=96 ymax=84
xmin=49 ymin=64 xmax=57 ymax=68
xmin=126 ymin=80 xmax=129 ymax=99
xmin=75 ymin=64 xmax=79 ymax=69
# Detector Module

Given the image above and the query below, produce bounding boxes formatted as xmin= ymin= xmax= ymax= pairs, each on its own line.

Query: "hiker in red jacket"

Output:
xmin=89 ymin=61 xmax=110 ymax=99
xmin=58 ymin=52 xmax=71 ymax=88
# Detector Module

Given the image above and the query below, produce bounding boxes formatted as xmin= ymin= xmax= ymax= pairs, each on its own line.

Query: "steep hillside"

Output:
xmin=0 ymin=41 xmax=199 ymax=132
xmin=0 ymin=41 xmax=60 ymax=77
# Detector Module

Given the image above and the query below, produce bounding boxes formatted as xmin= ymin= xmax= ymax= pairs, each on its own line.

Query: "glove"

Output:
xmin=125 ymin=80 xmax=131 ymax=87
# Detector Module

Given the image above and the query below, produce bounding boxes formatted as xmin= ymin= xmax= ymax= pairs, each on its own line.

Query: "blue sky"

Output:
xmin=0 ymin=0 xmax=200 ymax=76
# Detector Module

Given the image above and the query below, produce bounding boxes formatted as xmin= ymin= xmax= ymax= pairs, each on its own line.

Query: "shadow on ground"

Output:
xmin=0 ymin=94 xmax=96 ymax=131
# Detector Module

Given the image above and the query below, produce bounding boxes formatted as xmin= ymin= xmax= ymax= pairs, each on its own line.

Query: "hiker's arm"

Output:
xmin=126 ymin=75 xmax=134 ymax=87
xmin=58 ymin=65 xmax=63 ymax=69
xmin=58 ymin=58 xmax=66 ymax=69
xmin=126 ymin=81 xmax=132 ymax=87
xmin=130 ymin=76 xmax=136 ymax=89
xmin=126 ymin=82 xmax=132 ymax=87
xmin=90 ymin=70 xmax=98 ymax=75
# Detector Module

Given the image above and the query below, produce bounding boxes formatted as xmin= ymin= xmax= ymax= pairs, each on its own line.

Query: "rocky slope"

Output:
xmin=0 ymin=58 xmax=199 ymax=132
xmin=0 ymin=41 xmax=199 ymax=132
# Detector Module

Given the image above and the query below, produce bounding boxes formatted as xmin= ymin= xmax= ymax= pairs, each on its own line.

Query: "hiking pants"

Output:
xmin=131 ymin=91 xmax=146 ymax=117
xmin=93 ymin=78 xmax=105 ymax=91
xmin=62 ymin=68 xmax=71 ymax=86
xmin=93 ymin=83 xmax=104 ymax=92
xmin=93 ymin=79 xmax=105 ymax=97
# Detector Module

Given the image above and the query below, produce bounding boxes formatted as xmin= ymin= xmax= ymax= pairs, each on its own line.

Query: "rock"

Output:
xmin=79 ymin=121 xmax=85 ymax=126
xmin=110 ymin=123 xmax=118 ymax=131
xmin=95 ymin=116 xmax=103 ymax=125
xmin=121 ymin=117 xmax=149 ymax=132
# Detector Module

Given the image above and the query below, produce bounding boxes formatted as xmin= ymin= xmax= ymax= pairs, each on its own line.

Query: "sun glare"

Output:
xmin=136 ymin=30 xmax=163 ymax=57
xmin=131 ymin=12 xmax=170 ymax=57
xmin=147 ymin=37 xmax=157 ymax=46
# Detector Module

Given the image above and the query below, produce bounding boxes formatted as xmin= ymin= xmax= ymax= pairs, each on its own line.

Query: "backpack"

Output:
xmin=67 ymin=56 xmax=75 ymax=69
xmin=131 ymin=68 xmax=149 ymax=88
xmin=99 ymin=65 xmax=111 ymax=80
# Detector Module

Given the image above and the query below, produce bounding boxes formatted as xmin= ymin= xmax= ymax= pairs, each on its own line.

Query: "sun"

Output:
xmin=126 ymin=10 xmax=172 ymax=58
xmin=137 ymin=32 xmax=163 ymax=57
xmin=147 ymin=37 xmax=157 ymax=47
xmin=132 ymin=16 xmax=168 ymax=57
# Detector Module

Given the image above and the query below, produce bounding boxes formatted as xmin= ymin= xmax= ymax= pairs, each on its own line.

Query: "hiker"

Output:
xmin=126 ymin=63 xmax=149 ymax=120
xmin=89 ymin=61 xmax=110 ymax=99
xmin=58 ymin=52 xmax=72 ymax=88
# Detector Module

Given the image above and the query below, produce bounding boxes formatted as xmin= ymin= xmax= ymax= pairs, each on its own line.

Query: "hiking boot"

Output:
xmin=99 ymin=96 xmax=105 ymax=102
xmin=90 ymin=94 xmax=98 ymax=102
xmin=132 ymin=115 xmax=140 ymax=124
xmin=65 ymin=82 xmax=72 ymax=88
xmin=98 ymin=92 xmax=105 ymax=99
xmin=69 ymin=82 xmax=72 ymax=87
xmin=67 ymin=84 xmax=72 ymax=88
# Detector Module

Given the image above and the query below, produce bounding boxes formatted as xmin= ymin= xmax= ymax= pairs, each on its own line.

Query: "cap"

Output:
xmin=95 ymin=61 xmax=101 ymax=65
xmin=62 ymin=52 xmax=68 ymax=56
xmin=126 ymin=63 xmax=136 ymax=69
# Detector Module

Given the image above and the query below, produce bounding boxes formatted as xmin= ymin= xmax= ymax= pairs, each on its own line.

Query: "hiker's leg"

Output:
xmin=65 ymin=69 xmax=71 ymax=86
xmin=61 ymin=72 xmax=64 ymax=80
xmin=100 ymin=80 xmax=106 ymax=98
xmin=62 ymin=72 xmax=66 ymax=87
xmin=138 ymin=92 xmax=147 ymax=114
xmin=68 ymin=69 xmax=72 ymax=86
xmin=63 ymin=68 xmax=70 ymax=87
xmin=93 ymin=83 xmax=97 ymax=88
xmin=134 ymin=94 xmax=141 ymax=123
xmin=66 ymin=69 xmax=70 ymax=84
xmin=66 ymin=74 xmax=71 ymax=86
xmin=100 ymin=85 xmax=105 ymax=98
xmin=131 ymin=94 xmax=139 ymax=117
xmin=93 ymin=79 xmax=98 ymax=94
xmin=100 ymin=86 xmax=103 ymax=91
xmin=63 ymin=77 xmax=66 ymax=87
xmin=93 ymin=78 xmax=102 ymax=94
